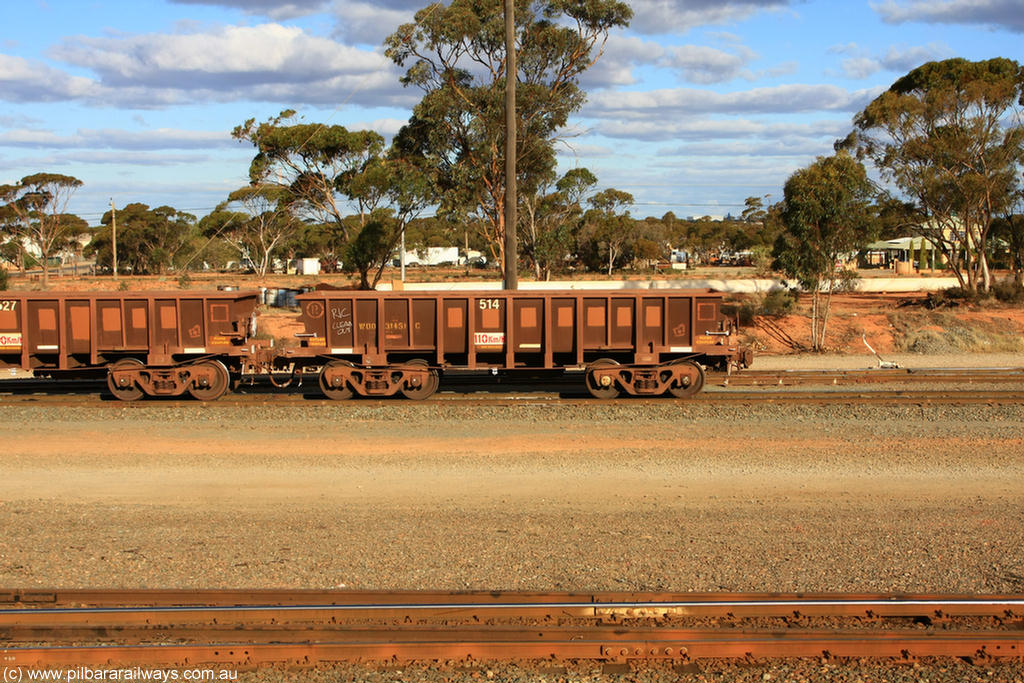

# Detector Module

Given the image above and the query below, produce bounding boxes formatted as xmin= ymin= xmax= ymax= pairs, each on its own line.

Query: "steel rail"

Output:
xmin=2 ymin=594 xmax=1023 ymax=629
xmin=2 ymin=366 xmax=1024 ymax=401
xmin=3 ymin=593 xmax=1022 ymax=667
xmin=718 ymin=367 xmax=1024 ymax=387
xmin=2 ymin=628 xmax=1022 ymax=667
xmin=3 ymin=389 xmax=1024 ymax=407
xmin=4 ymin=590 xmax=1024 ymax=615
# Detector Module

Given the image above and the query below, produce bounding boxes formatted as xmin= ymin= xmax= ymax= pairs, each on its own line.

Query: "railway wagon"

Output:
xmin=284 ymin=289 xmax=751 ymax=399
xmin=0 ymin=291 xmax=261 ymax=401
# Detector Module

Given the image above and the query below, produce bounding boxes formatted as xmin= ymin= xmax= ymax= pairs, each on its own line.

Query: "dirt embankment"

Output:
xmin=743 ymin=293 xmax=1024 ymax=356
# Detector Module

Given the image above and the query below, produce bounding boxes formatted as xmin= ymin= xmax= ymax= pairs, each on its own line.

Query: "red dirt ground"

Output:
xmin=747 ymin=293 xmax=1024 ymax=354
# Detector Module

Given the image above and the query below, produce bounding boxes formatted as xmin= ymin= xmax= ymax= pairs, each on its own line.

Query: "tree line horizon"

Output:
xmin=1 ymin=0 xmax=1022 ymax=305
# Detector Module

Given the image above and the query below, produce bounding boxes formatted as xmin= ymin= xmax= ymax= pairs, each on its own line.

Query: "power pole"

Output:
xmin=110 ymin=199 xmax=118 ymax=282
xmin=503 ymin=0 xmax=518 ymax=290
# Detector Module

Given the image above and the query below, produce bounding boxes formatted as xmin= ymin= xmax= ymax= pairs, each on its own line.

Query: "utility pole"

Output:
xmin=503 ymin=0 xmax=518 ymax=290
xmin=110 ymin=199 xmax=118 ymax=282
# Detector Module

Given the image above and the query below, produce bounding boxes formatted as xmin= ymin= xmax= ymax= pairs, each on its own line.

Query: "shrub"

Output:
xmin=992 ymin=279 xmax=1024 ymax=304
xmin=0 ymin=268 xmax=8 ymax=291
xmin=761 ymin=289 xmax=797 ymax=317
xmin=731 ymin=289 xmax=797 ymax=326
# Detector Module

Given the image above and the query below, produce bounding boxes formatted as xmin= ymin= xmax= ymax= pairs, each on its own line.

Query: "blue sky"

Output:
xmin=1 ymin=0 xmax=1022 ymax=225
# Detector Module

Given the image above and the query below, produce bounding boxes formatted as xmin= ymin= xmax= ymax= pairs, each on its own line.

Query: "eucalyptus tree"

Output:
xmin=202 ymin=186 xmax=298 ymax=280
xmin=772 ymin=153 xmax=877 ymax=351
xmin=384 ymin=0 xmax=632 ymax=277
xmin=842 ymin=58 xmax=1024 ymax=292
xmin=519 ymin=167 xmax=596 ymax=279
xmin=91 ymin=203 xmax=197 ymax=275
xmin=0 ymin=173 xmax=85 ymax=285
xmin=233 ymin=111 xmax=431 ymax=288
xmin=578 ymin=187 xmax=635 ymax=275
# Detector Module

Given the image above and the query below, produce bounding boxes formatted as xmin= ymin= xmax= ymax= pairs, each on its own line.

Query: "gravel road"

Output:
xmin=2 ymin=394 xmax=1023 ymax=682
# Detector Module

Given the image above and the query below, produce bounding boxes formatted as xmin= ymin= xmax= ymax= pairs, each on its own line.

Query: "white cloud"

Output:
xmin=329 ymin=0 xmax=422 ymax=44
xmin=663 ymin=44 xmax=758 ymax=84
xmin=346 ymin=118 xmax=407 ymax=137
xmin=879 ymin=43 xmax=952 ymax=71
xmin=23 ymin=24 xmax=410 ymax=109
xmin=873 ymin=0 xmax=1024 ymax=32
xmin=555 ymin=142 xmax=616 ymax=159
xmin=51 ymin=24 xmax=386 ymax=88
xmin=659 ymin=138 xmax=836 ymax=157
xmin=585 ymin=84 xmax=881 ymax=121
xmin=593 ymin=117 xmax=849 ymax=142
xmin=627 ymin=0 xmax=796 ymax=35
xmin=832 ymin=42 xmax=951 ymax=79
xmin=169 ymin=0 xmax=331 ymax=20
xmin=0 ymin=128 xmax=236 ymax=150
xmin=0 ymin=54 xmax=99 ymax=102
xmin=580 ymin=35 xmax=665 ymax=88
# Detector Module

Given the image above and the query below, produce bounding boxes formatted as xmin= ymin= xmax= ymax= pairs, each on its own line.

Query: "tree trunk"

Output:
xmin=820 ymin=279 xmax=835 ymax=351
xmin=810 ymin=288 xmax=820 ymax=352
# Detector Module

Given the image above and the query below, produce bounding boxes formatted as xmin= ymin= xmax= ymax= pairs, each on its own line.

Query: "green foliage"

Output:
xmin=520 ymin=167 xmax=597 ymax=279
xmin=992 ymin=279 xmax=1024 ymax=303
xmin=190 ymin=236 xmax=238 ymax=272
xmin=0 ymin=267 xmax=7 ymax=291
xmin=751 ymin=245 xmax=774 ymax=276
xmin=773 ymin=152 xmax=877 ymax=350
xmin=343 ymin=214 xmax=399 ymax=289
xmin=233 ymin=111 xmax=432 ymax=288
xmin=0 ymin=173 xmax=86 ymax=286
xmin=577 ymin=188 xmax=635 ymax=275
xmin=203 ymin=186 xmax=297 ymax=279
xmin=991 ymin=213 xmax=1024 ymax=279
xmin=88 ymin=203 xmax=197 ymax=275
xmin=733 ymin=290 xmax=797 ymax=326
xmin=385 ymin=0 xmax=631 ymax=276
xmin=845 ymin=57 xmax=1024 ymax=292
xmin=177 ymin=271 xmax=192 ymax=290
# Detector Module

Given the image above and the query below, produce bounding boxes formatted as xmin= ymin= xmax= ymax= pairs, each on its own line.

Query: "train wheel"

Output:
xmin=586 ymin=358 xmax=621 ymax=399
xmin=400 ymin=359 xmax=439 ymax=400
xmin=188 ymin=360 xmax=230 ymax=401
xmin=319 ymin=360 xmax=355 ymax=400
xmin=667 ymin=360 xmax=705 ymax=398
xmin=107 ymin=358 xmax=145 ymax=402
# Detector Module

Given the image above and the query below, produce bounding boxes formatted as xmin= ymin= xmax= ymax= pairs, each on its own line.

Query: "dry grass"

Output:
xmin=888 ymin=310 xmax=1024 ymax=354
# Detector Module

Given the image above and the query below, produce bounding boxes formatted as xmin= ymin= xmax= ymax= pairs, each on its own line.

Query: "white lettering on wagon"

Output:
xmin=474 ymin=332 xmax=505 ymax=346
xmin=0 ymin=332 xmax=22 ymax=349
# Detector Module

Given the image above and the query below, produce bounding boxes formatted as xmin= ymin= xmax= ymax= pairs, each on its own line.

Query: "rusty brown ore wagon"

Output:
xmin=0 ymin=291 xmax=261 ymax=400
xmin=280 ymin=289 xmax=752 ymax=400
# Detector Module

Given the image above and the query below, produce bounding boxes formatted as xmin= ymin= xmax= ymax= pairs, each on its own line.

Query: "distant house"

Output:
xmin=863 ymin=237 xmax=941 ymax=271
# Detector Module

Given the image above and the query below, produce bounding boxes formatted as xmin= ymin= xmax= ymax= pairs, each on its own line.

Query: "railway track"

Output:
xmin=722 ymin=366 xmax=1024 ymax=386
xmin=3 ymin=389 xmax=1024 ymax=406
xmin=1 ymin=591 xmax=1022 ymax=668
xmin=2 ymin=367 xmax=1024 ymax=406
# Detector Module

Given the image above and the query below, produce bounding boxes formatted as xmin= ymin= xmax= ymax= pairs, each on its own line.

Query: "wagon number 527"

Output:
xmin=478 ymin=299 xmax=501 ymax=310
xmin=0 ymin=301 xmax=17 ymax=311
